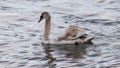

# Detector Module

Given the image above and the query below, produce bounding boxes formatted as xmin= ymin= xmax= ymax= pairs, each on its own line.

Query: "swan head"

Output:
xmin=38 ymin=12 xmax=51 ymax=23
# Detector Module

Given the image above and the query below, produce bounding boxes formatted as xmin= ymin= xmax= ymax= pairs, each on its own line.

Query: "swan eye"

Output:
xmin=40 ymin=15 xmax=44 ymax=20
xmin=40 ymin=16 xmax=43 ymax=19
xmin=38 ymin=16 xmax=44 ymax=23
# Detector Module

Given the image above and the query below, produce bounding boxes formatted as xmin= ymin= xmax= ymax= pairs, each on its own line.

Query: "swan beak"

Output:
xmin=38 ymin=16 xmax=43 ymax=23
xmin=38 ymin=19 xmax=41 ymax=23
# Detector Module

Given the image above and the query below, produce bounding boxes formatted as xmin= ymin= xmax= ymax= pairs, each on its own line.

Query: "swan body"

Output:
xmin=38 ymin=12 xmax=94 ymax=45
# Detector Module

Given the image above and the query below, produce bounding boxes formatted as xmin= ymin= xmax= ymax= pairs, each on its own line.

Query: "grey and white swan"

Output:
xmin=38 ymin=12 xmax=94 ymax=45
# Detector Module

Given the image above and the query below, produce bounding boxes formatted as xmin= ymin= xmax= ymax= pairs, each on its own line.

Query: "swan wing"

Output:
xmin=67 ymin=26 xmax=87 ymax=40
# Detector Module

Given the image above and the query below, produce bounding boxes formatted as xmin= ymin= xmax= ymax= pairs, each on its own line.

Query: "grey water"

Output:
xmin=0 ymin=0 xmax=120 ymax=68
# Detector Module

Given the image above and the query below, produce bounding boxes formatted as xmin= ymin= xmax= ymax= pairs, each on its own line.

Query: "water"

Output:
xmin=0 ymin=0 xmax=120 ymax=68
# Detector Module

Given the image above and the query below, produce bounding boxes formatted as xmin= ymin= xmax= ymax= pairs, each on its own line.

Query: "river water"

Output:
xmin=0 ymin=0 xmax=120 ymax=68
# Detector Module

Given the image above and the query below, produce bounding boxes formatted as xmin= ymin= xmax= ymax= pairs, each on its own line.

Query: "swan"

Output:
xmin=38 ymin=12 xmax=94 ymax=45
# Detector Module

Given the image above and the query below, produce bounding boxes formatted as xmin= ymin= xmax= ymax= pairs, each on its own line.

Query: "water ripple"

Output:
xmin=0 ymin=0 xmax=120 ymax=68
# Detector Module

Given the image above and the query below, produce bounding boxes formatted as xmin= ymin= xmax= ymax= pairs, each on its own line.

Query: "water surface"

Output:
xmin=0 ymin=0 xmax=120 ymax=68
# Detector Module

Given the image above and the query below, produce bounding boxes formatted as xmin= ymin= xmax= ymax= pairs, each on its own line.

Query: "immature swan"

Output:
xmin=38 ymin=12 xmax=94 ymax=45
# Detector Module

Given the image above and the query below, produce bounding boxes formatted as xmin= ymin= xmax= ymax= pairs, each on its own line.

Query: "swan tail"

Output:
xmin=84 ymin=35 xmax=95 ymax=43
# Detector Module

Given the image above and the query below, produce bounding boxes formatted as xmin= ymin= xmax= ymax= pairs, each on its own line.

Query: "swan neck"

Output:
xmin=44 ymin=17 xmax=51 ymax=40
